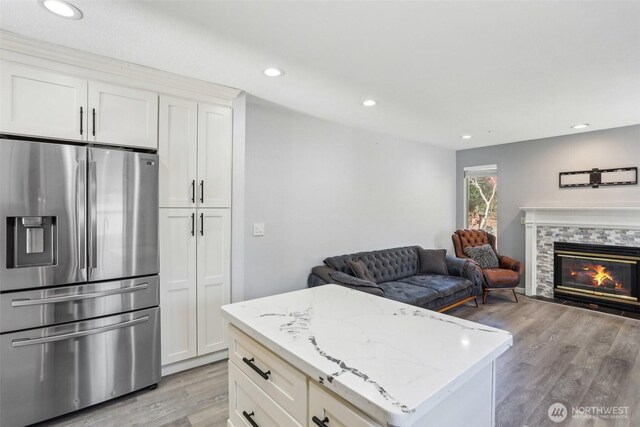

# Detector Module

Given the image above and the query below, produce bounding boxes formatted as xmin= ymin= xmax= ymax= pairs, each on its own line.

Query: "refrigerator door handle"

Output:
xmin=11 ymin=316 xmax=149 ymax=348
xmin=88 ymin=160 xmax=98 ymax=276
xmin=11 ymin=283 xmax=149 ymax=307
xmin=77 ymin=160 xmax=87 ymax=273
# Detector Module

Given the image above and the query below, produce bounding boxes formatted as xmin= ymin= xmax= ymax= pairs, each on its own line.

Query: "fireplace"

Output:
xmin=554 ymin=242 xmax=640 ymax=311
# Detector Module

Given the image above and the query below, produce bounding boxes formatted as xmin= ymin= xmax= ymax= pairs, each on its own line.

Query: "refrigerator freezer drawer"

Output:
xmin=0 ymin=275 xmax=159 ymax=333
xmin=0 ymin=307 xmax=161 ymax=427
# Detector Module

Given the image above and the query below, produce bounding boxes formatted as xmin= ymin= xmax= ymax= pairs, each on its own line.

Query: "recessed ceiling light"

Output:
xmin=571 ymin=124 xmax=589 ymax=129
xmin=362 ymin=99 xmax=376 ymax=107
xmin=40 ymin=0 xmax=83 ymax=19
xmin=461 ymin=135 xmax=472 ymax=139
xmin=263 ymin=68 xmax=284 ymax=77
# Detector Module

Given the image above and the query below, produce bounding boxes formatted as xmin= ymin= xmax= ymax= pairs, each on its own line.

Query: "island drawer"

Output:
xmin=228 ymin=325 xmax=307 ymax=424
xmin=309 ymin=382 xmax=381 ymax=427
xmin=229 ymin=361 xmax=303 ymax=427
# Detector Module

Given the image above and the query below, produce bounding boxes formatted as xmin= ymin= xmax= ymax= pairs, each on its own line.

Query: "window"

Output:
xmin=464 ymin=165 xmax=498 ymax=235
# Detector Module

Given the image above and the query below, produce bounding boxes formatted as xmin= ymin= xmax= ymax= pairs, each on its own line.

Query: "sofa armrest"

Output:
xmin=308 ymin=265 xmax=336 ymax=287
xmin=499 ymin=256 xmax=524 ymax=276
xmin=328 ymin=271 xmax=385 ymax=297
xmin=446 ymin=256 xmax=483 ymax=296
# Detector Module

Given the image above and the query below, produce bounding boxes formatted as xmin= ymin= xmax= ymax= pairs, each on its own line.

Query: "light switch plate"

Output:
xmin=253 ymin=223 xmax=265 ymax=236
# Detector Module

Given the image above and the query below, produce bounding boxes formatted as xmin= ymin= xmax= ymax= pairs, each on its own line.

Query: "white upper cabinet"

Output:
xmin=89 ymin=81 xmax=158 ymax=149
xmin=197 ymin=103 xmax=232 ymax=208
xmin=159 ymin=96 xmax=198 ymax=208
xmin=0 ymin=61 xmax=87 ymax=141
xmin=0 ymin=61 xmax=160 ymax=150
xmin=197 ymin=208 xmax=231 ymax=355
xmin=159 ymin=208 xmax=198 ymax=365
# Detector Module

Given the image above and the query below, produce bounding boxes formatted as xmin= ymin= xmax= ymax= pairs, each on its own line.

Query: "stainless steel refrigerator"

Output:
xmin=0 ymin=137 xmax=160 ymax=426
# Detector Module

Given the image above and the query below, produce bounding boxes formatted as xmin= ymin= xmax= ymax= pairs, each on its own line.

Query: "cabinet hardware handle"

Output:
xmin=191 ymin=213 xmax=195 ymax=236
xmin=92 ymin=108 xmax=96 ymax=136
xmin=191 ymin=180 xmax=195 ymax=203
xmin=242 ymin=411 xmax=259 ymax=427
xmin=312 ymin=416 xmax=330 ymax=427
xmin=200 ymin=180 xmax=204 ymax=203
xmin=200 ymin=212 xmax=204 ymax=236
xmin=242 ymin=357 xmax=271 ymax=380
xmin=80 ymin=107 xmax=83 ymax=135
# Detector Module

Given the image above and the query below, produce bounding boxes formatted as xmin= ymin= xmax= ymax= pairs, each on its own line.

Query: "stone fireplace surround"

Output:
xmin=521 ymin=207 xmax=640 ymax=297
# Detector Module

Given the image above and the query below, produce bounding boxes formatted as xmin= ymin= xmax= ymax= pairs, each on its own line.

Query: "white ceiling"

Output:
xmin=1 ymin=1 xmax=639 ymax=150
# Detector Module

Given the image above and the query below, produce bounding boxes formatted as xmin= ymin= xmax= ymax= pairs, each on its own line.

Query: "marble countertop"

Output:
xmin=222 ymin=285 xmax=513 ymax=427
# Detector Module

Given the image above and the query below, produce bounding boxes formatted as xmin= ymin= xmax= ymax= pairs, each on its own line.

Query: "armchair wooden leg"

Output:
xmin=474 ymin=297 xmax=479 ymax=308
xmin=482 ymin=289 xmax=488 ymax=304
xmin=512 ymin=288 xmax=519 ymax=303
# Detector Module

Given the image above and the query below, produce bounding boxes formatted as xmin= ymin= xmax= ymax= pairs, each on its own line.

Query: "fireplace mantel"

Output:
xmin=520 ymin=206 xmax=640 ymax=296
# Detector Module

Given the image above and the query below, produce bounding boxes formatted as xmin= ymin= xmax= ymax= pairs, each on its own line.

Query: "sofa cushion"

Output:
xmin=399 ymin=275 xmax=473 ymax=297
xmin=324 ymin=246 xmax=420 ymax=283
xmin=464 ymin=244 xmax=499 ymax=269
xmin=418 ymin=248 xmax=449 ymax=276
xmin=329 ymin=272 xmax=385 ymax=296
xmin=422 ymin=287 xmax=474 ymax=311
xmin=483 ymin=268 xmax=520 ymax=288
xmin=347 ymin=259 xmax=376 ymax=282
xmin=377 ymin=281 xmax=440 ymax=306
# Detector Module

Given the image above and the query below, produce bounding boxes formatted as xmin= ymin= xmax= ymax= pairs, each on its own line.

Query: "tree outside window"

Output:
xmin=464 ymin=166 xmax=497 ymax=235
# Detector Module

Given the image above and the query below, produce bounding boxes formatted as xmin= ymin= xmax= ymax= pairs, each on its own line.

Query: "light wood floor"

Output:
xmin=39 ymin=294 xmax=640 ymax=427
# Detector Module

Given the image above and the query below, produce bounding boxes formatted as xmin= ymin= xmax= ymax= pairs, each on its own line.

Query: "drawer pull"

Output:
xmin=242 ymin=411 xmax=259 ymax=427
xmin=312 ymin=416 xmax=330 ymax=427
xmin=242 ymin=357 xmax=271 ymax=380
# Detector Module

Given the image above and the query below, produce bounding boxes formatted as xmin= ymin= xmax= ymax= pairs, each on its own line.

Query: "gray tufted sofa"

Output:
xmin=308 ymin=246 xmax=483 ymax=312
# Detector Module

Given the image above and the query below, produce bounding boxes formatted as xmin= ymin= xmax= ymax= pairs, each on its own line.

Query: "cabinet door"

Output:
xmin=0 ymin=61 xmax=87 ymax=141
xmin=89 ymin=81 xmax=158 ymax=149
xmin=197 ymin=103 xmax=232 ymax=208
xmin=196 ymin=208 xmax=231 ymax=355
xmin=159 ymin=208 xmax=197 ymax=365
xmin=309 ymin=382 xmax=381 ymax=427
xmin=159 ymin=96 xmax=197 ymax=208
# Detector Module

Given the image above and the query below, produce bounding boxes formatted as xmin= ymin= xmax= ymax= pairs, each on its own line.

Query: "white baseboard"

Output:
xmin=161 ymin=350 xmax=228 ymax=377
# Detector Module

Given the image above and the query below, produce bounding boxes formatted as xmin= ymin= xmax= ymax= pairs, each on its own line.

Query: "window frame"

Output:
xmin=463 ymin=164 xmax=498 ymax=231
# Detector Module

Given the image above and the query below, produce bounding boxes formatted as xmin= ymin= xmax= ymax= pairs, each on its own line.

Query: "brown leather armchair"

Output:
xmin=452 ymin=229 xmax=523 ymax=304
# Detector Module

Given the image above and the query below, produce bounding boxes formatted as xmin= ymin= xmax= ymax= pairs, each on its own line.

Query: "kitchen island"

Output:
xmin=221 ymin=285 xmax=512 ymax=427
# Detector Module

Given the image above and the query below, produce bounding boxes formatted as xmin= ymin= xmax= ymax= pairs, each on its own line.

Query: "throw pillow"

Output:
xmin=329 ymin=271 xmax=377 ymax=288
xmin=346 ymin=259 xmax=376 ymax=283
xmin=418 ymin=248 xmax=449 ymax=275
xmin=464 ymin=244 xmax=499 ymax=269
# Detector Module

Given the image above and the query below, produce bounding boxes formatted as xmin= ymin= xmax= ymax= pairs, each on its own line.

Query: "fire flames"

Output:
xmin=569 ymin=263 xmax=624 ymax=290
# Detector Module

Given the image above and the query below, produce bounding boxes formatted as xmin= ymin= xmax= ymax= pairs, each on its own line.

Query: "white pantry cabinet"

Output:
xmin=196 ymin=208 xmax=231 ymax=354
xmin=198 ymin=103 xmax=232 ymax=208
xmin=0 ymin=60 xmax=158 ymax=149
xmin=159 ymin=96 xmax=198 ymax=207
xmin=0 ymin=61 xmax=87 ymax=141
xmin=159 ymin=209 xmax=198 ymax=365
xmin=159 ymin=97 xmax=232 ymax=208
xmin=88 ymin=81 xmax=158 ymax=149
xmin=159 ymin=208 xmax=230 ymax=365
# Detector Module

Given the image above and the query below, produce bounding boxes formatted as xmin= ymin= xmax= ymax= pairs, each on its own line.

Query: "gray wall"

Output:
xmin=456 ymin=125 xmax=640 ymax=269
xmin=244 ymin=96 xmax=457 ymax=300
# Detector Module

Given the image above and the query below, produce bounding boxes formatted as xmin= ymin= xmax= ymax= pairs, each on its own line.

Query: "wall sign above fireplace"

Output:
xmin=559 ymin=166 xmax=637 ymax=188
